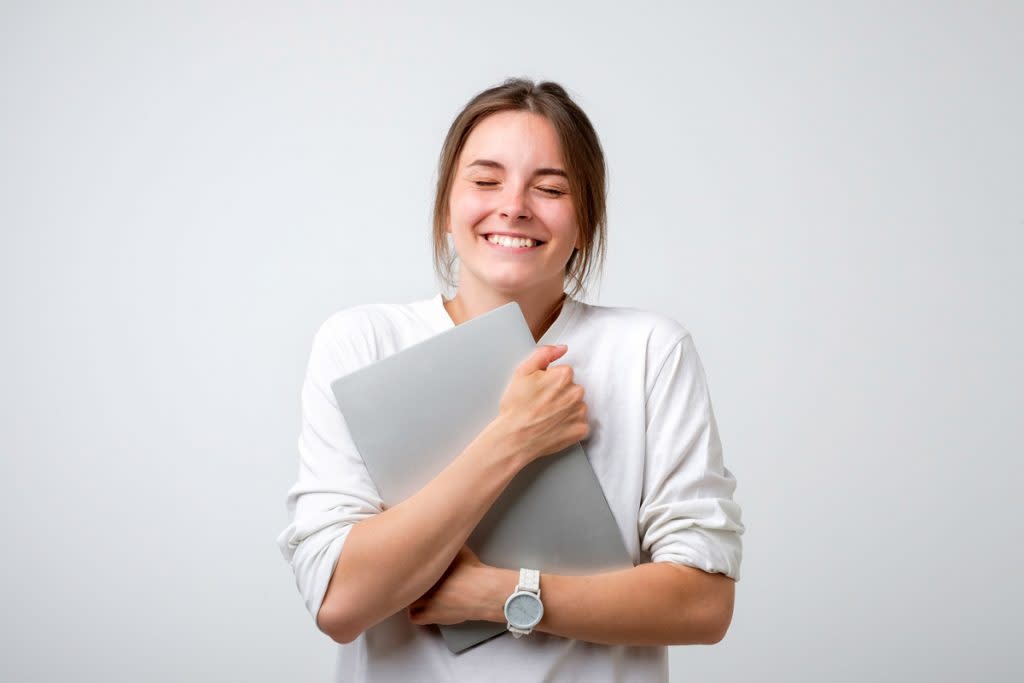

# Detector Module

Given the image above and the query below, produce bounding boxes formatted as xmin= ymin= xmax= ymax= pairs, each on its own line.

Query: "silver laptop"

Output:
xmin=330 ymin=299 xmax=632 ymax=653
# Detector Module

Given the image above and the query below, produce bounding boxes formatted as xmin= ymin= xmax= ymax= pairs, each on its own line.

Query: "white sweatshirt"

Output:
xmin=276 ymin=292 xmax=745 ymax=682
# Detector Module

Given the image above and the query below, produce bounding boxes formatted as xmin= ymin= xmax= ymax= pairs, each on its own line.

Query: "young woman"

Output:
xmin=277 ymin=78 xmax=745 ymax=682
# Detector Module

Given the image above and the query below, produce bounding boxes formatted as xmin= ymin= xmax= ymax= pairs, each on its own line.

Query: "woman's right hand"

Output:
xmin=494 ymin=344 xmax=590 ymax=463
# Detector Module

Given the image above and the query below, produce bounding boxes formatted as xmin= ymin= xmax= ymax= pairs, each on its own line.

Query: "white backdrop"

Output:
xmin=2 ymin=2 xmax=1021 ymax=681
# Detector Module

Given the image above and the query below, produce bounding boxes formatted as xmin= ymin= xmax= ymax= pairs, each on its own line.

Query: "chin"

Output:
xmin=483 ymin=280 xmax=532 ymax=296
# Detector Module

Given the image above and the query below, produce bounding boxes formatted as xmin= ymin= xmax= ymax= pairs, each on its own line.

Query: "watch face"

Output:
xmin=505 ymin=592 xmax=543 ymax=629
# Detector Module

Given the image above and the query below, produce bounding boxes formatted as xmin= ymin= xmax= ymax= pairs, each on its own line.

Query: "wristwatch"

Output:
xmin=504 ymin=568 xmax=544 ymax=638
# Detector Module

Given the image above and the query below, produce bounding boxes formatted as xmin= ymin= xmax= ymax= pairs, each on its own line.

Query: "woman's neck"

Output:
xmin=443 ymin=287 xmax=567 ymax=343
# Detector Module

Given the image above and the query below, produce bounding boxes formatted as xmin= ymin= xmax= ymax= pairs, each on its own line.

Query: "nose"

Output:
xmin=499 ymin=186 xmax=532 ymax=222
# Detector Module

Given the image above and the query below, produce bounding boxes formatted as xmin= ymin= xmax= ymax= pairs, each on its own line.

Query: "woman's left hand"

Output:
xmin=407 ymin=545 xmax=507 ymax=626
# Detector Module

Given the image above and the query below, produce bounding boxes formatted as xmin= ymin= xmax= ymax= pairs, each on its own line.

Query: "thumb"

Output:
xmin=515 ymin=344 xmax=568 ymax=376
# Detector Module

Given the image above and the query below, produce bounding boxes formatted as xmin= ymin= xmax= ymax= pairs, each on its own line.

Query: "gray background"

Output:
xmin=2 ymin=2 xmax=1021 ymax=681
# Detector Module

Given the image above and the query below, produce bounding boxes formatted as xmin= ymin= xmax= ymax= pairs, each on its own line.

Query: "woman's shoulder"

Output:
xmin=310 ymin=299 xmax=423 ymax=362
xmin=573 ymin=299 xmax=692 ymax=350
xmin=318 ymin=300 xmax=407 ymax=336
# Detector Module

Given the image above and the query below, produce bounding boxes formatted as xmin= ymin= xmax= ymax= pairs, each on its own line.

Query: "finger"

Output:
xmin=515 ymin=344 xmax=567 ymax=376
xmin=408 ymin=606 xmax=431 ymax=625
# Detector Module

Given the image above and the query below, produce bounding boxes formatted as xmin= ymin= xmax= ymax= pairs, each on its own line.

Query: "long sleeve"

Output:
xmin=638 ymin=333 xmax=745 ymax=581
xmin=275 ymin=315 xmax=384 ymax=622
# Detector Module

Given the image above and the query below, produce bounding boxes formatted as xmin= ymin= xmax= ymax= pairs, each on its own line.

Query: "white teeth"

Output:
xmin=486 ymin=234 xmax=538 ymax=248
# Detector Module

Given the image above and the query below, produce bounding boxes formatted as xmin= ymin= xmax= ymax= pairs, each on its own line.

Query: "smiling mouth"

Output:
xmin=481 ymin=234 xmax=546 ymax=249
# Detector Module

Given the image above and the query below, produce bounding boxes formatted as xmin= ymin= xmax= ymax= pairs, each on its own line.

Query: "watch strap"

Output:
xmin=517 ymin=568 xmax=540 ymax=594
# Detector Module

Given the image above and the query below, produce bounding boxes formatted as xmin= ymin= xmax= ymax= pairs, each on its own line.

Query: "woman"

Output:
xmin=276 ymin=78 xmax=745 ymax=682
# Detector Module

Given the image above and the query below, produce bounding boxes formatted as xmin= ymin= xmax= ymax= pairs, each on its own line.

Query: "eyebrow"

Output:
xmin=466 ymin=159 xmax=568 ymax=179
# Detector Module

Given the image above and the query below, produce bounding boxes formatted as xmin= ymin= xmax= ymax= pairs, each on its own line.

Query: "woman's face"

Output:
xmin=446 ymin=110 xmax=580 ymax=296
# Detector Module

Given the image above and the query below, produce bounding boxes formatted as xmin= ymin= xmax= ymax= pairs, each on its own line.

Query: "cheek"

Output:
xmin=537 ymin=202 xmax=577 ymax=234
xmin=449 ymin=189 xmax=492 ymax=226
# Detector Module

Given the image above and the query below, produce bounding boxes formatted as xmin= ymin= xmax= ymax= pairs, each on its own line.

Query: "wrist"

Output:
xmin=483 ymin=417 xmax=533 ymax=470
xmin=481 ymin=567 xmax=519 ymax=623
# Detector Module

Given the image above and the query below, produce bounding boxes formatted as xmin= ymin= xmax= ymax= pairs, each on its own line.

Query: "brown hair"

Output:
xmin=431 ymin=78 xmax=607 ymax=301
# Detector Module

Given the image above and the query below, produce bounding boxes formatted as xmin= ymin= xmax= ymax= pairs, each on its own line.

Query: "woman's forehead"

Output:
xmin=460 ymin=111 xmax=564 ymax=167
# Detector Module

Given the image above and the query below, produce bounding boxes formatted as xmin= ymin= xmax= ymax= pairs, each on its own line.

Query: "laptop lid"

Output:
xmin=330 ymin=300 xmax=632 ymax=652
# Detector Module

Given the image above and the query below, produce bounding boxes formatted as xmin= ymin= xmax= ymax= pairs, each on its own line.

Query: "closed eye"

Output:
xmin=473 ymin=181 xmax=566 ymax=197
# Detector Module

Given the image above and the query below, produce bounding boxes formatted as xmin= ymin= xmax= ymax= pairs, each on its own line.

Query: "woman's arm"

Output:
xmin=409 ymin=549 xmax=734 ymax=646
xmin=481 ymin=562 xmax=734 ymax=645
xmin=318 ymin=416 xmax=530 ymax=643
